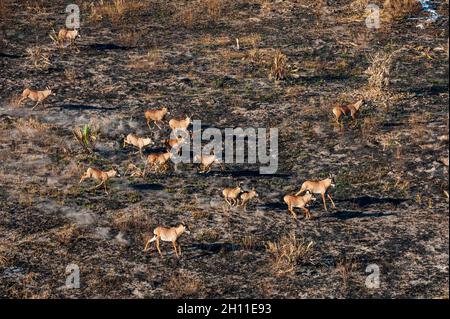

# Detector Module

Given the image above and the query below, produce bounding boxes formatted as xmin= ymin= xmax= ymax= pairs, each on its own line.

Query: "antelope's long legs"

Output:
xmin=172 ymin=241 xmax=179 ymax=258
xmin=32 ymin=101 xmax=41 ymax=110
xmin=321 ymin=193 xmax=328 ymax=211
xmin=327 ymin=193 xmax=336 ymax=208
xmin=155 ymin=238 xmax=162 ymax=258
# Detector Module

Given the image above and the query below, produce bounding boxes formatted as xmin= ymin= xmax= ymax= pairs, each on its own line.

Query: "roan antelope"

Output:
xmin=144 ymin=107 xmax=169 ymax=130
xmin=145 ymin=151 xmax=172 ymax=174
xmin=79 ymin=167 xmax=120 ymax=194
xmin=123 ymin=134 xmax=152 ymax=157
xmin=143 ymin=224 xmax=190 ymax=258
xmin=239 ymin=189 xmax=258 ymax=210
xmin=332 ymin=99 xmax=365 ymax=125
xmin=169 ymin=116 xmax=191 ymax=131
xmin=19 ymin=87 xmax=55 ymax=110
xmin=194 ymin=153 xmax=224 ymax=173
xmin=222 ymin=182 xmax=243 ymax=207
xmin=295 ymin=174 xmax=336 ymax=211
xmin=283 ymin=190 xmax=316 ymax=220
xmin=58 ymin=28 xmax=80 ymax=44
xmin=164 ymin=136 xmax=185 ymax=155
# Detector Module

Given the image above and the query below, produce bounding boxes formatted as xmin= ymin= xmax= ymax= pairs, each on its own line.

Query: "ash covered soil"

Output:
xmin=0 ymin=0 xmax=448 ymax=298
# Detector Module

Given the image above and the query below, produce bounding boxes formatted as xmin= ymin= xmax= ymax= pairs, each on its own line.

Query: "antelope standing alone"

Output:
xmin=58 ymin=28 xmax=80 ymax=44
xmin=143 ymin=224 xmax=190 ymax=258
xmin=332 ymin=99 xmax=365 ymax=125
xmin=144 ymin=107 xmax=169 ymax=130
xmin=79 ymin=167 xmax=120 ymax=194
xmin=19 ymin=87 xmax=55 ymax=110
xmin=296 ymin=175 xmax=336 ymax=211
xmin=123 ymin=134 xmax=152 ymax=157
xmin=283 ymin=190 xmax=316 ymax=220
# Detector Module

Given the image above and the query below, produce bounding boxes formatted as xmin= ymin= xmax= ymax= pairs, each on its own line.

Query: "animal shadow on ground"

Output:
xmin=186 ymin=243 xmax=241 ymax=260
xmin=59 ymin=104 xmax=121 ymax=111
xmin=325 ymin=210 xmax=396 ymax=221
xmin=130 ymin=183 xmax=165 ymax=191
xmin=219 ymin=170 xmax=291 ymax=179
xmin=345 ymin=196 xmax=408 ymax=208
xmin=88 ymin=43 xmax=131 ymax=51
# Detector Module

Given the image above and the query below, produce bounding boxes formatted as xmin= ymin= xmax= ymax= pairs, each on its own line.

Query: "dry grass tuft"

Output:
xmin=240 ymin=235 xmax=258 ymax=250
xmin=127 ymin=50 xmax=166 ymax=71
xmin=266 ymin=233 xmax=314 ymax=275
xmin=55 ymin=224 xmax=81 ymax=244
xmin=8 ymin=93 xmax=23 ymax=108
xmin=113 ymin=207 xmax=152 ymax=232
xmin=16 ymin=117 xmax=51 ymax=134
xmin=364 ymin=50 xmax=395 ymax=100
xmin=165 ymin=271 xmax=203 ymax=298
xmin=175 ymin=0 xmax=225 ymax=28
xmin=382 ymin=0 xmax=421 ymax=22
xmin=89 ymin=0 xmax=148 ymax=23
xmin=269 ymin=49 xmax=288 ymax=81
xmin=25 ymin=46 xmax=51 ymax=70
xmin=117 ymin=28 xmax=142 ymax=47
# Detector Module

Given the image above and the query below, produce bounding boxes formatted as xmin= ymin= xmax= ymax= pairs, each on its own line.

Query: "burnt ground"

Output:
xmin=0 ymin=0 xmax=448 ymax=298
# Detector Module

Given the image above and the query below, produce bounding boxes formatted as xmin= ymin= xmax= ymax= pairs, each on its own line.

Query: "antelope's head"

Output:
xmin=107 ymin=169 xmax=120 ymax=178
xmin=142 ymin=137 xmax=152 ymax=146
xmin=179 ymin=223 xmax=191 ymax=235
xmin=328 ymin=174 xmax=336 ymax=188
xmin=354 ymin=99 xmax=364 ymax=111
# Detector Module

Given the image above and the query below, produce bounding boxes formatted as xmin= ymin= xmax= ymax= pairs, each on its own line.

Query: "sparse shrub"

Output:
xmin=73 ymin=124 xmax=99 ymax=154
xmin=25 ymin=46 xmax=51 ymax=70
xmin=269 ymin=50 xmax=288 ymax=81
xmin=266 ymin=233 xmax=314 ymax=275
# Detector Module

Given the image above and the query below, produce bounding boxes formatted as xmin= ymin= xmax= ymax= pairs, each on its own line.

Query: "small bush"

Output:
xmin=269 ymin=50 xmax=288 ymax=81
xmin=266 ymin=233 xmax=314 ymax=275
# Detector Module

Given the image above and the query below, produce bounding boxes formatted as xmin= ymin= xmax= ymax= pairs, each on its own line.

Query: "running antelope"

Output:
xmin=239 ymin=189 xmax=258 ymax=210
xmin=283 ymin=190 xmax=316 ymax=220
xmin=222 ymin=182 xmax=243 ymax=207
xmin=79 ymin=167 xmax=120 ymax=194
xmin=145 ymin=151 xmax=172 ymax=174
xmin=194 ymin=153 xmax=224 ymax=173
xmin=144 ymin=107 xmax=169 ymax=129
xmin=19 ymin=87 xmax=55 ymax=110
xmin=164 ymin=136 xmax=185 ymax=154
xmin=169 ymin=116 xmax=191 ymax=131
xmin=143 ymin=224 xmax=190 ymax=258
xmin=295 ymin=175 xmax=336 ymax=211
xmin=332 ymin=99 xmax=365 ymax=125
xmin=123 ymin=134 xmax=152 ymax=157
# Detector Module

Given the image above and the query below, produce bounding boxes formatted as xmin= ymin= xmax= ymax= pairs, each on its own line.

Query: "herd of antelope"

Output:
xmin=16 ymin=27 xmax=366 ymax=258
